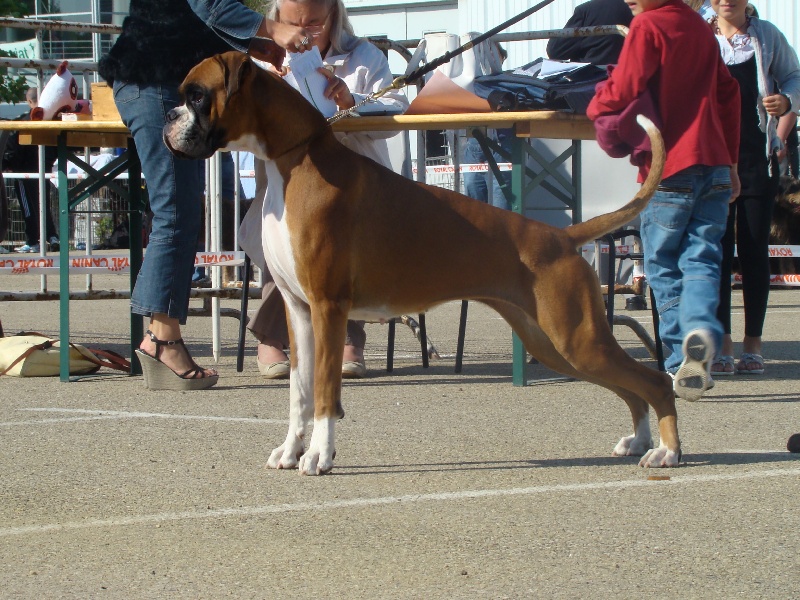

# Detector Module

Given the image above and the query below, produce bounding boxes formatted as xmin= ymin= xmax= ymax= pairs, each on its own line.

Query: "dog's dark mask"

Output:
xmin=163 ymin=53 xmax=252 ymax=160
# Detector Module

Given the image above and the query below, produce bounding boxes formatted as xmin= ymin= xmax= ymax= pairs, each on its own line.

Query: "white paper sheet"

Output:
xmin=284 ymin=47 xmax=338 ymax=118
xmin=537 ymin=59 xmax=590 ymax=79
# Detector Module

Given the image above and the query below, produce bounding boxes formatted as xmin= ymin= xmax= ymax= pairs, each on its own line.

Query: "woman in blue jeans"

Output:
xmin=99 ymin=0 xmax=310 ymax=390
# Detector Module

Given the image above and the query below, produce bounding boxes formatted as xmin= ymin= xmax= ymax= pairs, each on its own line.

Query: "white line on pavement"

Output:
xmin=3 ymin=408 xmax=287 ymax=427
xmin=0 ymin=415 xmax=130 ymax=427
xmin=1 ymin=466 xmax=797 ymax=538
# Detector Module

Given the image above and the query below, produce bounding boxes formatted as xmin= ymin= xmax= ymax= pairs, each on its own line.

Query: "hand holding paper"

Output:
xmin=284 ymin=46 xmax=338 ymax=117
xmin=317 ymin=67 xmax=355 ymax=109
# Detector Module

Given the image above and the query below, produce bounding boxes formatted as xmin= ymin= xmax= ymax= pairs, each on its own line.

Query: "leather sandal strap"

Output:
xmin=179 ymin=367 xmax=206 ymax=379
xmin=144 ymin=329 xmax=213 ymax=379
xmin=145 ymin=329 xmax=185 ymax=347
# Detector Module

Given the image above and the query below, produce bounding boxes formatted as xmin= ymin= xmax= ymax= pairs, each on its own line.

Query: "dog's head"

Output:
xmin=163 ymin=51 xmax=257 ymax=160
xmin=163 ymin=50 xmax=326 ymax=161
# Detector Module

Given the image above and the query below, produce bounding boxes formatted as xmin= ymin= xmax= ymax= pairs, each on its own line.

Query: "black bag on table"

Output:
xmin=472 ymin=58 xmax=609 ymax=115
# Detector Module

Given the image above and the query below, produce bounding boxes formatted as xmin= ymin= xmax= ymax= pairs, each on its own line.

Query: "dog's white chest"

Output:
xmin=261 ymin=162 xmax=307 ymax=303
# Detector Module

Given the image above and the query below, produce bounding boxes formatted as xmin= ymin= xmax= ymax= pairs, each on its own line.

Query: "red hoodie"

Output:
xmin=587 ymin=0 xmax=740 ymax=182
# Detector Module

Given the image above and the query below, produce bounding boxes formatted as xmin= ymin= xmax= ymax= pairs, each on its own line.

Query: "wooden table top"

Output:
xmin=0 ymin=111 xmax=596 ymax=146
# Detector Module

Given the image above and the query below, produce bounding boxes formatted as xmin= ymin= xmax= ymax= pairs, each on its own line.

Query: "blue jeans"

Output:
xmin=640 ymin=165 xmax=731 ymax=372
xmin=462 ymin=129 xmax=513 ymax=210
xmin=113 ymin=81 xmax=205 ymax=324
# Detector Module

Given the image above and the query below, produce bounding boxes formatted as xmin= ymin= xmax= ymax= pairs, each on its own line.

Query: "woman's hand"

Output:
xmin=317 ymin=68 xmax=355 ymax=109
xmin=247 ymin=37 xmax=286 ymax=69
xmin=261 ymin=18 xmax=312 ymax=53
xmin=730 ymin=164 xmax=741 ymax=203
xmin=762 ymin=93 xmax=790 ymax=117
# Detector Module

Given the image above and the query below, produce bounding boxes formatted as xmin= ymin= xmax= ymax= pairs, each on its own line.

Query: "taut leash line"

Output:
xmin=327 ymin=0 xmax=560 ymax=124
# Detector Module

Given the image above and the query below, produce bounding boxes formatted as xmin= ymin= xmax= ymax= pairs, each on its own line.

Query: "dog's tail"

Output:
xmin=565 ymin=115 xmax=665 ymax=249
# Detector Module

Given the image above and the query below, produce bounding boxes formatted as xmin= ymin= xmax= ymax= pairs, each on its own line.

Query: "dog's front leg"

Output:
xmin=267 ymin=299 xmax=314 ymax=470
xmin=613 ymin=412 xmax=653 ymax=457
xmin=297 ymin=300 xmax=348 ymax=475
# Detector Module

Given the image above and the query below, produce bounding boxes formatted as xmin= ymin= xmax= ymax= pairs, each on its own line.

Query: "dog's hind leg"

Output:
xmin=539 ymin=290 xmax=680 ymax=467
xmin=267 ymin=297 xmax=314 ymax=471
xmin=293 ymin=298 xmax=349 ymax=475
xmin=485 ymin=298 xmax=678 ymax=467
xmin=549 ymin=322 xmax=679 ymax=467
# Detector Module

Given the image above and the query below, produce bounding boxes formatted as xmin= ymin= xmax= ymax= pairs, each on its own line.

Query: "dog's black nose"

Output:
xmin=166 ymin=109 xmax=180 ymax=122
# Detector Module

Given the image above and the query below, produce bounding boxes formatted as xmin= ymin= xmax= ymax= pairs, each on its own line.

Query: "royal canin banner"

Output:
xmin=0 ymin=251 xmax=245 ymax=275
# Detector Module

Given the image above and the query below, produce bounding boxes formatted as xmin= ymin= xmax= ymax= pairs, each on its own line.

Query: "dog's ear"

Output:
xmin=222 ymin=52 xmax=252 ymax=102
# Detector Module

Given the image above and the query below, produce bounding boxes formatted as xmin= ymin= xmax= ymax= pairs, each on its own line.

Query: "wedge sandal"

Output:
xmin=135 ymin=329 xmax=218 ymax=390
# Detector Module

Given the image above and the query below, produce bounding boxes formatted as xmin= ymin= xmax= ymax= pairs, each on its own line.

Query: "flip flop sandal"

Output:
xmin=736 ymin=352 xmax=765 ymax=375
xmin=711 ymin=355 xmax=735 ymax=376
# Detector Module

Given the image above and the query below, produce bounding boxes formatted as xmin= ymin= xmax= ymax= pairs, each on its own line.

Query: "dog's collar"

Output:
xmin=271 ymin=125 xmax=331 ymax=160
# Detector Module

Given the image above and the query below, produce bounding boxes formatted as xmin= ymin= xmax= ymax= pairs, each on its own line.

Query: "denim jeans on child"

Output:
xmin=640 ymin=165 xmax=731 ymax=373
xmin=113 ymin=81 xmax=205 ymax=324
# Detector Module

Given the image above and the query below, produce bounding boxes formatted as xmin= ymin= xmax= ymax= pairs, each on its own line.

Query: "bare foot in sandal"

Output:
xmin=737 ymin=335 xmax=764 ymax=375
xmin=711 ymin=355 xmax=735 ymax=376
xmin=737 ymin=352 xmax=764 ymax=375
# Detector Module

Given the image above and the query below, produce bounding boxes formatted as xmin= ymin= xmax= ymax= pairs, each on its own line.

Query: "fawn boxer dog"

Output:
xmin=164 ymin=51 xmax=678 ymax=475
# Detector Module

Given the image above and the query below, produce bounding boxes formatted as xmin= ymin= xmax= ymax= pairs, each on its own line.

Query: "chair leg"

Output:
xmin=386 ymin=318 xmax=396 ymax=372
xmin=454 ymin=300 xmax=469 ymax=373
xmin=236 ymin=255 xmax=251 ymax=373
xmin=604 ymin=234 xmax=616 ymax=328
xmin=649 ymin=286 xmax=665 ymax=372
xmin=419 ymin=313 xmax=429 ymax=368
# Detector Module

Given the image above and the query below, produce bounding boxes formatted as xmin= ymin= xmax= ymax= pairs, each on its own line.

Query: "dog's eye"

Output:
xmin=188 ymin=90 xmax=204 ymax=105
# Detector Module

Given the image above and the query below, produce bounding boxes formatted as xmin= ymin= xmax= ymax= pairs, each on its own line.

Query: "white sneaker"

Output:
xmin=674 ymin=329 xmax=715 ymax=401
xmin=668 ymin=370 xmax=714 ymax=393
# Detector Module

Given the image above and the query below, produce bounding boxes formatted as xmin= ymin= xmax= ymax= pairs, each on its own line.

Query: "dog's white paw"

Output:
xmin=612 ymin=434 xmax=653 ymax=457
xmin=266 ymin=437 xmax=305 ymax=470
xmin=638 ymin=446 xmax=681 ymax=468
xmin=298 ymin=418 xmax=336 ymax=475
xmin=298 ymin=448 xmax=333 ymax=475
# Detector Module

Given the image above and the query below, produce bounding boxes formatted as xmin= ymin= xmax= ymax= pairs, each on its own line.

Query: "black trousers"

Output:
xmin=716 ymin=190 xmax=775 ymax=338
xmin=14 ymin=179 xmax=56 ymax=245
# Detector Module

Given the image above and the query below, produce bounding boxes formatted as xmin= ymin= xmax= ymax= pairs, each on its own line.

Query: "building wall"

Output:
xmin=16 ymin=1 xmax=799 ymax=68
xmin=346 ymin=0 xmax=800 ymax=224
xmin=347 ymin=0 xmax=800 ymax=72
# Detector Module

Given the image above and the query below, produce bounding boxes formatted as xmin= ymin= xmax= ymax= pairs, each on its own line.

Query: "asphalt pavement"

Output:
xmin=1 ymin=274 xmax=798 ymax=598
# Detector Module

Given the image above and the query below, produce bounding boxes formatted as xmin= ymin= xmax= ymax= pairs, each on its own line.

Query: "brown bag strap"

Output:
xmin=77 ymin=346 xmax=131 ymax=373
xmin=20 ymin=332 xmax=131 ymax=372
xmin=0 ymin=341 xmax=51 ymax=376
xmin=0 ymin=333 xmax=131 ymax=376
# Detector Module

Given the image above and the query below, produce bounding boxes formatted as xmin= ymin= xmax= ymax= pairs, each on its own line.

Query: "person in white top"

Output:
xmin=704 ymin=0 xmax=800 ymax=376
xmin=239 ymin=0 xmax=409 ymax=379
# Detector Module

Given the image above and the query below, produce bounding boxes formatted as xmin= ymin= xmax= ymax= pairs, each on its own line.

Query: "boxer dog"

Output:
xmin=164 ymin=51 xmax=678 ymax=475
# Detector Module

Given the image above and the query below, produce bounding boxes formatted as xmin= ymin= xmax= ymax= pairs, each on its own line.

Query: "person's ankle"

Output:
xmin=343 ymin=344 xmax=364 ymax=364
xmin=258 ymin=342 xmax=288 ymax=364
xmin=742 ymin=336 xmax=762 ymax=355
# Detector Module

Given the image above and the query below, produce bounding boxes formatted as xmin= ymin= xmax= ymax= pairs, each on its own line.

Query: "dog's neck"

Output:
xmin=252 ymin=69 xmax=331 ymax=162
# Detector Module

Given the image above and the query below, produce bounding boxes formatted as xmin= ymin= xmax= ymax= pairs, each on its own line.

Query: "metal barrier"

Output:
xmin=1 ymin=15 xmax=633 ymax=366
